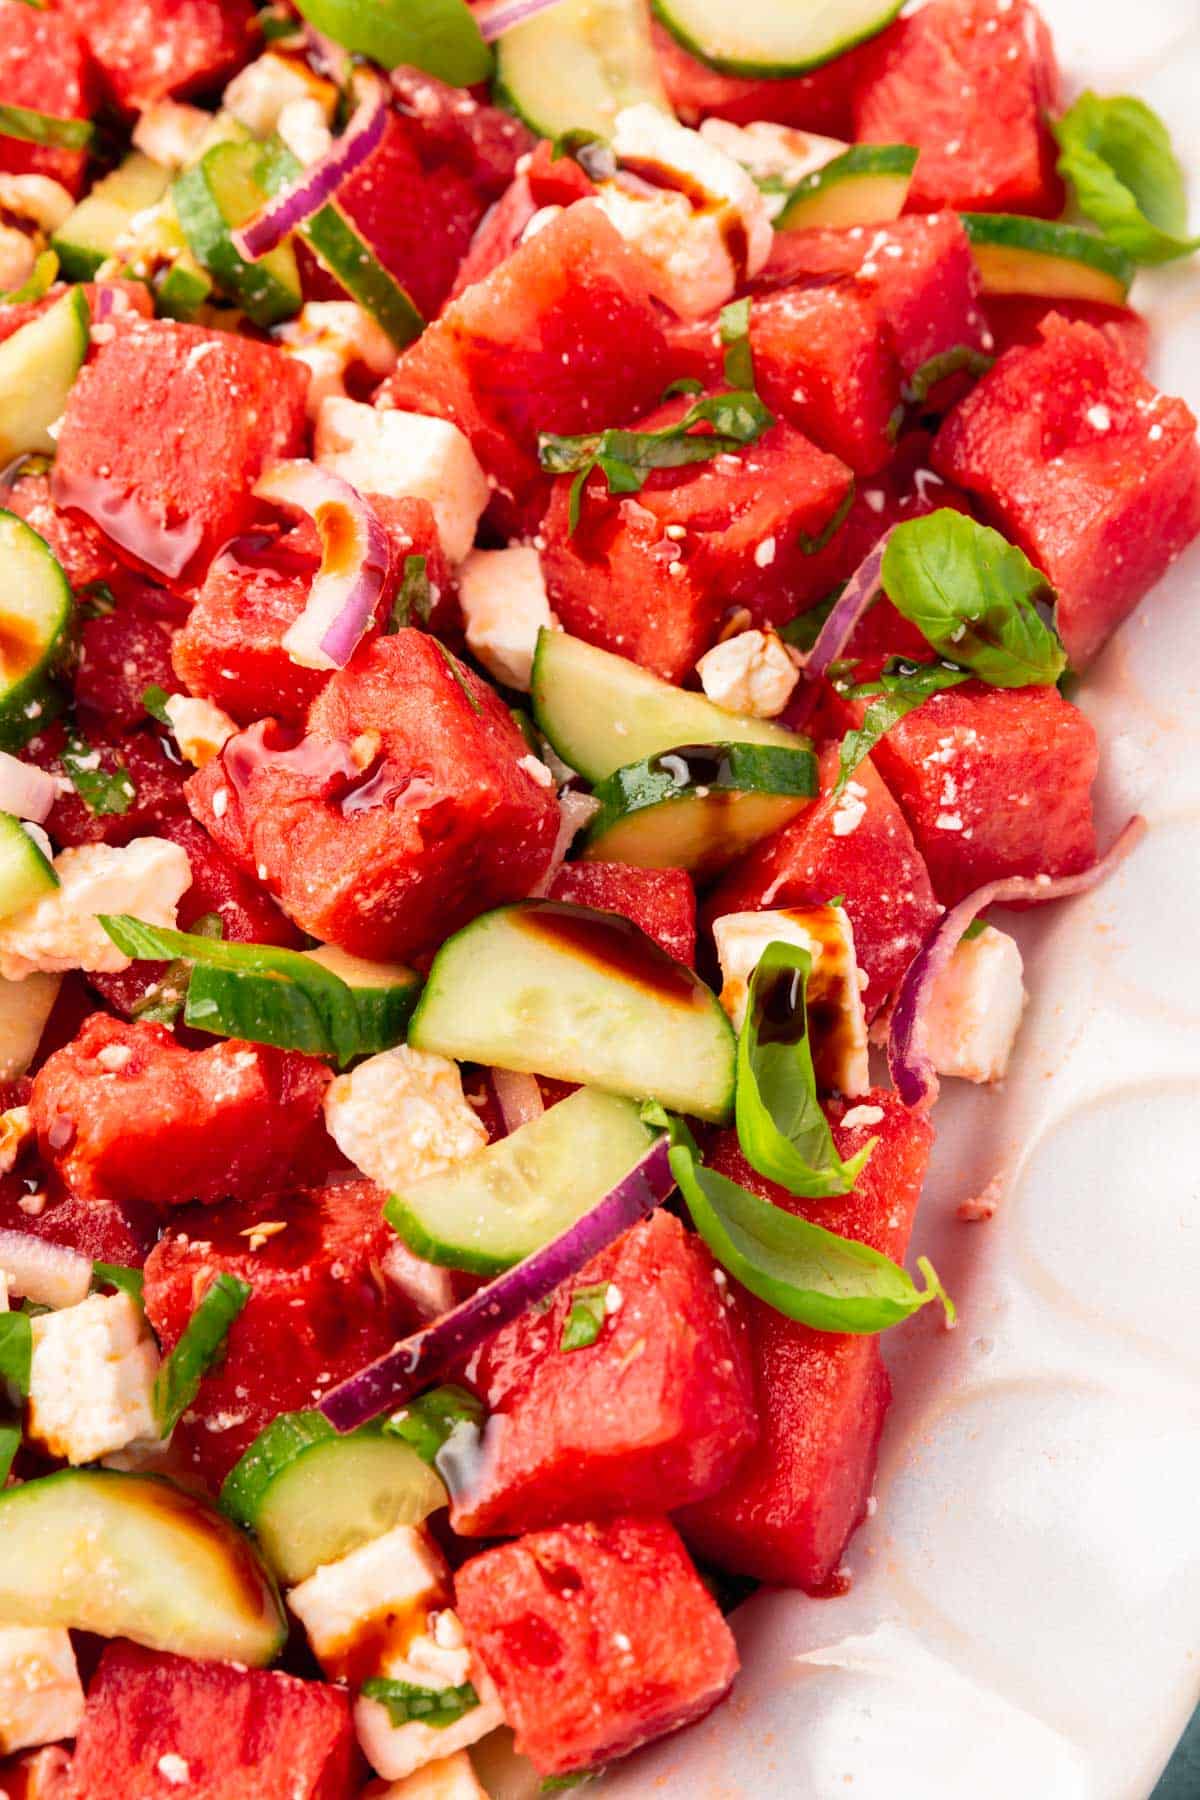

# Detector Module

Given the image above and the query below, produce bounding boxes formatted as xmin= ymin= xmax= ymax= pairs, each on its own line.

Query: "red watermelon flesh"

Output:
xmin=446 ymin=144 xmax=597 ymax=306
xmin=64 ymin=1643 xmax=355 ymax=1800
xmin=676 ymin=1092 xmax=933 ymax=1590
xmin=0 ymin=1170 xmax=158 ymax=1268
xmin=932 ymin=315 xmax=1200 ymax=667
xmin=455 ymin=1516 xmax=739 ymax=1776
xmin=73 ymin=584 xmax=183 ymax=734
xmin=652 ymin=16 xmax=872 ymax=135
xmin=56 ymin=0 xmax=257 ymax=113
xmin=143 ymin=1178 xmax=411 ymax=1489
xmin=4 ymin=471 xmax=131 ymax=597
xmin=549 ymin=861 xmax=697 ymax=966
xmin=451 ymin=1210 xmax=758 ymax=1537
xmin=24 ymin=722 xmax=188 ymax=850
xmin=852 ymin=0 xmax=1063 ymax=216
xmin=378 ymin=202 xmax=669 ymax=537
xmin=0 ymin=0 xmax=96 ymax=194
xmin=0 ymin=281 xmax=152 ymax=350
xmin=704 ymin=744 xmax=939 ymax=1016
xmin=981 ymin=295 xmax=1150 ymax=370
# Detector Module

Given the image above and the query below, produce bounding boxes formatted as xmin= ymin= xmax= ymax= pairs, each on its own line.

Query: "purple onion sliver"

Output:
xmin=474 ymin=0 xmax=572 ymax=41
xmin=0 ymin=750 xmax=58 ymax=825
xmin=805 ymin=529 xmax=894 ymax=681
xmin=254 ymin=460 xmax=388 ymax=670
xmin=887 ymin=815 xmax=1147 ymax=1111
xmin=232 ymin=72 xmax=388 ymax=262
xmin=318 ymin=1136 xmax=676 ymax=1431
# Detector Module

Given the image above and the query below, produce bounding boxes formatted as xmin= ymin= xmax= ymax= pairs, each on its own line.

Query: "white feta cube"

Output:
xmin=695 ymin=629 xmax=798 ymax=718
xmin=316 ymin=398 xmax=488 ymax=565
xmin=458 ymin=547 xmax=556 ymax=692
xmin=0 ymin=839 xmax=192 ymax=981
xmin=594 ymin=103 xmax=773 ymax=317
xmin=698 ymin=120 xmax=846 ymax=219
xmin=712 ymin=904 xmax=870 ymax=1096
xmin=278 ymin=302 xmax=398 ymax=417
xmin=369 ymin=1751 xmax=488 ymax=1799
xmin=163 ymin=694 xmax=237 ymax=768
xmin=288 ymin=1524 xmax=449 ymax=1661
xmin=278 ymin=95 xmax=334 ymax=167
xmin=131 ymin=101 xmax=213 ymax=171
xmin=25 ymin=1292 xmax=159 ymax=1466
xmin=922 ymin=925 xmax=1027 ymax=1084
xmin=222 ymin=52 xmax=336 ymax=139
xmin=0 ymin=1627 xmax=84 ymax=1753
xmin=324 ymin=1046 xmax=487 ymax=1193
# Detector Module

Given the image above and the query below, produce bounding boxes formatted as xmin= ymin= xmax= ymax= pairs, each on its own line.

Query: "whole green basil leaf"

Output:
xmin=1054 ymin=92 xmax=1199 ymax=265
xmin=288 ymin=0 xmax=491 ymax=84
xmin=835 ymin=659 xmax=973 ymax=792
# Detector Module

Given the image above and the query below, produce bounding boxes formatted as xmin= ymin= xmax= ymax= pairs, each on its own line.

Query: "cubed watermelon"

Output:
xmin=30 ymin=1014 xmax=331 ymax=1209
xmin=0 ymin=0 xmax=95 ymax=194
xmin=0 ymin=281 xmax=152 ymax=349
xmin=143 ymin=1178 xmax=411 ymax=1488
xmin=56 ymin=0 xmax=257 ymax=113
xmin=24 ymin=722 xmax=188 ymax=850
xmin=872 ymin=680 xmax=1098 ymax=904
xmin=852 ymin=0 xmax=1063 ymax=216
xmin=52 ymin=319 xmax=309 ymax=588
xmin=4 ymin=470 xmax=131 ymax=597
xmin=704 ymin=745 xmax=938 ymax=1016
xmin=455 ymin=1517 xmax=738 ymax=1776
xmin=0 ymin=1168 xmax=157 ymax=1266
xmin=378 ymin=203 xmax=668 ymax=536
xmin=549 ymin=861 xmax=697 ymax=966
xmin=932 ymin=316 xmax=1200 ymax=666
xmin=980 ymin=295 xmax=1150 ymax=370
xmin=652 ymin=16 xmax=870 ymax=134
xmin=452 ymin=1210 xmax=757 ymax=1536
xmin=676 ymin=1091 xmax=933 ymax=1590
xmin=73 ymin=583 xmax=184 ymax=734
xmin=187 ymin=630 xmax=559 ymax=961
xmin=64 ymin=1643 xmax=355 ymax=1799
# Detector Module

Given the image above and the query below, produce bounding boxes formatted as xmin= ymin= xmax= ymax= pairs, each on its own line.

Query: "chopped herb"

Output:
xmin=383 ymin=1385 xmax=484 ymax=1466
xmin=961 ymin=916 xmax=988 ymax=942
xmin=661 ymin=375 xmax=704 ymax=399
xmin=0 ymin=102 xmax=94 ymax=151
xmin=542 ymin=1775 xmax=605 ymax=1793
xmin=560 ymin=1283 xmax=609 ymax=1352
xmin=129 ymin=911 xmax=224 ymax=1028
xmin=835 ymin=659 xmax=973 ymax=793
xmin=155 ymin=1272 xmax=251 ymax=1436
xmin=548 ymin=128 xmax=615 ymax=183
xmin=433 ymin=639 xmax=483 ymax=714
xmin=902 ymin=344 xmax=994 ymax=407
xmin=0 ymin=1312 xmax=32 ymax=1396
xmin=91 ymin=1262 xmax=146 ymax=1306
xmin=142 ymin=683 xmax=173 ymax=726
xmin=386 ymin=553 xmax=434 ymax=632
xmin=360 ymin=1678 xmax=479 ymax=1729
xmin=779 ymin=590 xmax=841 ymax=651
xmin=62 ymin=735 xmax=136 ymax=816
xmin=0 ymin=1422 xmax=18 ymax=1486
xmin=719 ymin=297 xmax=755 ymax=391
xmin=1054 ymin=92 xmax=1199 ymax=264
xmin=75 ymin=580 xmax=117 ymax=618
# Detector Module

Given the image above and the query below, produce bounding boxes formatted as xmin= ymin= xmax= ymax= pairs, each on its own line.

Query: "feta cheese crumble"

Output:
xmin=324 ymin=1045 xmax=488 ymax=1192
xmin=315 ymin=398 xmax=489 ymax=565
xmin=922 ymin=925 xmax=1027 ymax=1084
xmin=163 ymin=694 xmax=237 ymax=768
xmin=0 ymin=839 xmax=192 ymax=981
xmin=0 ymin=1627 xmax=84 ymax=1753
xmin=25 ymin=1291 xmax=160 ymax=1466
xmin=458 ymin=546 xmax=557 ymax=692
xmin=695 ymin=629 xmax=798 ymax=718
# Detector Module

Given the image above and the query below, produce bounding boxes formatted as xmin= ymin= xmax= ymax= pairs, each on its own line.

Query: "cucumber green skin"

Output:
xmin=0 ymin=508 xmax=74 ymax=753
xmin=0 ymin=811 xmax=57 ymax=921
xmin=650 ymin=0 xmax=904 ymax=78
xmin=0 ymin=285 xmax=88 ymax=467
xmin=53 ymin=153 xmax=171 ymax=282
xmin=960 ymin=213 xmax=1134 ymax=299
xmin=775 ymin=145 xmax=917 ymax=230
xmin=155 ymin=257 xmax=215 ymax=322
xmin=184 ymin=961 xmax=419 ymax=1058
xmin=173 ymin=143 xmax=302 ymax=328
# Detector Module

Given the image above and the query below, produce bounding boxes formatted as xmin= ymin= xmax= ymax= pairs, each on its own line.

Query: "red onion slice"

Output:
xmin=0 ymin=751 xmax=58 ymax=825
xmin=888 ymin=815 xmax=1147 ymax=1111
xmin=0 ymin=1229 xmax=92 ymax=1309
xmin=804 ymin=530 xmax=894 ymax=681
xmin=474 ymin=0 xmax=571 ymax=41
xmin=232 ymin=70 xmax=388 ymax=263
xmin=254 ymin=460 xmax=389 ymax=671
xmin=489 ymin=1068 xmax=545 ymax=1135
xmin=319 ymin=1135 xmax=675 ymax=1430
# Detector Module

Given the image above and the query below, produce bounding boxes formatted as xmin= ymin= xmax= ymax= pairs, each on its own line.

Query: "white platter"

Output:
xmin=601 ymin=5 xmax=1200 ymax=1795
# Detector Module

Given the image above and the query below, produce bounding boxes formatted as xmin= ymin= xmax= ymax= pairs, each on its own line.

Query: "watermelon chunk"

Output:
xmin=0 ymin=0 xmax=96 ymax=195
xmin=30 ymin=1014 xmax=331 ymax=1209
xmin=704 ymin=745 xmax=938 ymax=1016
xmin=378 ymin=203 xmax=668 ymax=536
xmin=52 ymin=319 xmax=309 ymax=588
xmin=872 ymin=680 xmax=1098 ymax=905
xmin=0 ymin=281 xmax=151 ymax=350
xmin=455 ymin=1517 xmax=738 ymax=1776
xmin=652 ymin=16 xmax=869 ymax=134
xmin=73 ymin=583 xmax=184 ymax=734
xmin=852 ymin=0 xmax=1063 ymax=216
xmin=4 ymin=470 xmax=131 ymax=597
xmin=452 ymin=1210 xmax=757 ymax=1537
xmin=676 ymin=1091 xmax=933 ymax=1589
xmin=187 ymin=630 xmax=559 ymax=961
xmin=0 ymin=1168 xmax=157 ymax=1266
xmin=24 ymin=723 xmax=188 ymax=851
xmin=980 ymin=295 xmax=1150 ymax=370
xmin=549 ymin=861 xmax=697 ymax=966
xmin=144 ymin=1177 xmax=411 ymax=1489
xmin=64 ymin=1643 xmax=355 ymax=1799
xmin=56 ymin=0 xmax=257 ymax=113
xmin=932 ymin=316 xmax=1200 ymax=666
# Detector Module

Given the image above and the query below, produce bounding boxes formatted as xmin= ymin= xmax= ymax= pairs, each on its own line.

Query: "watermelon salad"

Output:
xmin=0 ymin=0 xmax=1192 ymax=1790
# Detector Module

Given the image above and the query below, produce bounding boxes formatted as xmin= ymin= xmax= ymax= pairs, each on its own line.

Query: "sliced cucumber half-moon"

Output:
xmin=495 ymin=0 xmax=671 ymax=140
xmin=651 ymin=0 xmax=903 ymax=77
xmin=960 ymin=214 xmax=1134 ymax=305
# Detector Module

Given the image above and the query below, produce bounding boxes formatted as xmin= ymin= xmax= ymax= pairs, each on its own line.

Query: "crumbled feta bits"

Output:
xmin=0 ymin=839 xmax=192 ymax=981
xmin=831 ymin=779 xmax=868 ymax=838
xmin=0 ymin=1104 xmax=32 ymax=1176
xmin=0 ymin=1628 xmax=84 ymax=1754
xmin=695 ymin=629 xmax=798 ymax=719
xmin=222 ymin=52 xmax=336 ymax=140
xmin=130 ymin=100 xmax=213 ymax=171
xmin=25 ymin=1291 xmax=160 ymax=1466
xmin=324 ymin=1045 xmax=488 ymax=1192
xmin=712 ymin=905 xmax=870 ymax=1096
xmin=315 ymin=398 xmax=488 ymax=565
xmin=698 ymin=119 xmax=847 ymax=218
xmin=922 ymin=925 xmax=1027 ymax=1084
xmin=163 ymin=694 xmax=237 ymax=768
xmin=458 ymin=546 xmax=556 ymax=692
xmin=277 ymin=302 xmax=398 ymax=417
xmin=594 ymin=104 xmax=773 ymax=318
xmin=373 ymin=1750 xmax=489 ymax=1798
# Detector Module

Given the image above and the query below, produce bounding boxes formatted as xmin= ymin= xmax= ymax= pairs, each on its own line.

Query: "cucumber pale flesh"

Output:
xmin=651 ymin=0 xmax=903 ymax=76
xmin=0 ymin=509 xmax=74 ymax=752
xmin=495 ymin=0 xmax=670 ymax=140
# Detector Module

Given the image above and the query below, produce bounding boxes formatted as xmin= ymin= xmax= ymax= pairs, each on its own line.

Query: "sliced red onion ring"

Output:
xmin=0 ymin=751 xmax=57 ymax=825
xmin=0 ymin=1229 xmax=92 ymax=1310
xmin=254 ymin=461 xmax=389 ymax=671
xmin=489 ymin=1068 xmax=545 ymax=1135
xmin=474 ymin=0 xmax=571 ymax=41
xmin=804 ymin=529 xmax=894 ymax=681
xmin=232 ymin=70 xmax=388 ymax=263
xmin=319 ymin=1135 xmax=675 ymax=1430
xmin=888 ymin=815 xmax=1147 ymax=1112
xmin=532 ymin=789 xmax=600 ymax=896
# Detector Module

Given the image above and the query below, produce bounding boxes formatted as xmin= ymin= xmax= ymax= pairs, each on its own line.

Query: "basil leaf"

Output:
xmin=671 ymin=1143 xmax=954 ymax=1333
xmin=542 ymin=1775 xmax=604 ymax=1793
xmin=0 ymin=1312 xmax=32 ymax=1396
xmin=560 ymin=1283 xmax=609 ymax=1352
xmin=155 ymin=1272 xmax=251 ymax=1436
xmin=0 ymin=103 xmax=94 ymax=151
xmin=0 ymin=1422 xmax=19 ymax=1486
xmin=386 ymin=554 xmax=433 ymax=633
xmin=130 ymin=911 xmax=224 ymax=1029
xmin=719 ymin=297 xmax=755 ymax=391
xmin=662 ymin=375 xmax=704 ymax=400
xmin=433 ymin=640 xmax=483 ymax=714
xmin=735 ymin=942 xmax=874 ymax=1200
xmin=835 ymin=660 xmax=972 ymax=792
xmin=903 ymin=344 xmax=994 ymax=407
xmin=288 ymin=0 xmax=491 ymax=84
xmin=63 ymin=735 xmax=136 ymax=816
xmin=1054 ymin=92 xmax=1199 ymax=264
xmin=383 ymin=1385 xmax=484 ymax=1467
xmin=881 ymin=511 xmax=1066 ymax=686
xmin=91 ymin=1262 xmax=146 ymax=1306
xmin=361 ymin=1678 xmax=479 ymax=1729
xmin=75 ymin=579 xmax=116 ymax=619
xmin=142 ymin=683 xmax=173 ymax=725
xmin=961 ymin=916 xmax=988 ymax=941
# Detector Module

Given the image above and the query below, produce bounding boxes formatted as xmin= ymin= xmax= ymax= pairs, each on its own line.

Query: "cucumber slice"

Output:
xmin=304 ymin=946 xmax=422 ymax=1050
xmin=531 ymin=630 xmax=804 ymax=783
xmin=409 ymin=900 xmax=736 ymax=1122
xmin=0 ymin=510 xmax=74 ymax=753
xmin=387 ymin=1086 xmax=656 ymax=1274
xmin=115 ymin=195 xmax=214 ymax=322
xmin=174 ymin=141 xmax=302 ymax=328
xmin=775 ymin=144 xmax=918 ymax=232
xmin=0 ymin=1469 xmax=286 ymax=1664
xmin=651 ymin=0 xmax=903 ymax=76
xmin=960 ymin=214 xmax=1134 ymax=305
xmin=0 ymin=969 xmax=61 ymax=1079
xmin=495 ymin=0 xmax=670 ymax=140
xmin=52 ymin=152 xmax=171 ymax=282
xmin=220 ymin=1412 xmax=446 ymax=1587
xmin=583 ymin=741 xmax=816 ymax=877
xmin=0 ymin=811 xmax=57 ymax=922
xmin=185 ymin=945 xmax=420 ymax=1058
xmin=0 ymin=286 xmax=88 ymax=466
